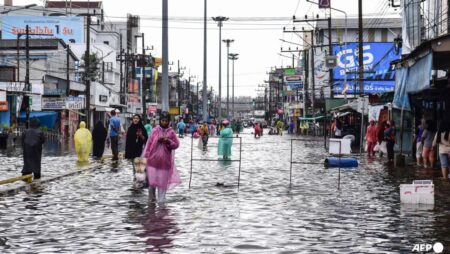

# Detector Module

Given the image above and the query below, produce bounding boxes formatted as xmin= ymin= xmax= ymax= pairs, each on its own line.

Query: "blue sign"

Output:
xmin=332 ymin=42 xmax=400 ymax=94
xmin=2 ymin=16 xmax=84 ymax=43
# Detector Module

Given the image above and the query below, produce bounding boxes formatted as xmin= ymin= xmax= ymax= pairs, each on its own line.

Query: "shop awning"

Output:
xmin=393 ymin=53 xmax=433 ymax=110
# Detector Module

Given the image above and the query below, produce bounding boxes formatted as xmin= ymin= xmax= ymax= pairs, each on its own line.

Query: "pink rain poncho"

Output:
xmin=143 ymin=126 xmax=181 ymax=190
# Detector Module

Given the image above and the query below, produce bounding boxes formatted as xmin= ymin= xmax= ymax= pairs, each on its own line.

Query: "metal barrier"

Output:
xmin=189 ymin=136 xmax=242 ymax=189
xmin=290 ymin=138 xmax=348 ymax=190
xmin=289 ymin=138 xmax=325 ymax=187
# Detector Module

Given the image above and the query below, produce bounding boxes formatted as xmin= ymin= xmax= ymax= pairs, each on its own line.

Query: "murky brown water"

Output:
xmin=0 ymin=129 xmax=449 ymax=253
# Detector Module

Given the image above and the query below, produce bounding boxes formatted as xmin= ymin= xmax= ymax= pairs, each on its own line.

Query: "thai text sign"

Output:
xmin=284 ymin=75 xmax=304 ymax=89
xmin=2 ymin=16 xmax=84 ymax=43
xmin=66 ymin=96 xmax=85 ymax=110
xmin=332 ymin=42 xmax=400 ymax=94
xmin=42 ymin=97 xmax=65 ymax=110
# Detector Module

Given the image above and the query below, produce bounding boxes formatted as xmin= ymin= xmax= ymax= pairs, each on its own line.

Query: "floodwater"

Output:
xmin=0 ymin=128 xmax=449 ymax=253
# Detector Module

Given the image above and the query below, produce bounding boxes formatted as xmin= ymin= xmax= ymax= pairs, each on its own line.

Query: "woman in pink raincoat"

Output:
xmin=143 ymin=111 xmax=181 ymax=202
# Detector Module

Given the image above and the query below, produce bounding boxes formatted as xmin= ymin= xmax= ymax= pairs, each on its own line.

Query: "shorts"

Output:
xmin=439 ymin=153 xmax=450 ymax=168
xmin=416 ymin=142 xmax=423 ymax=159
xmin=422 ymin=147 xmax=435 ymax=160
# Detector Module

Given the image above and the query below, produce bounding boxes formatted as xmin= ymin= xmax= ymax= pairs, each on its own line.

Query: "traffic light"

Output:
xmin=252 ymin=99 xmax=255 ymax=106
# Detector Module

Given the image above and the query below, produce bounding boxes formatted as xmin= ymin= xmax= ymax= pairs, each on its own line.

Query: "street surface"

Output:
xmin=0 ymin=128 xmax=449 ymax=253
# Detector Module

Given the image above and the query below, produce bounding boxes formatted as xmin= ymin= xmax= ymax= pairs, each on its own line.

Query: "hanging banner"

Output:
xmin=0 ymin=91 xmax=7 ymax=112
xmin=332 ymin=42 xmax=401 ymax=95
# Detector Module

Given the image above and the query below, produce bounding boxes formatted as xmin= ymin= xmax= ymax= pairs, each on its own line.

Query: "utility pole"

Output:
xmin=212 ymin=16 xmax=228 ymax=121
xmin=328 ymin=17 xmax=333 ymax=99
xmin=25 ymin=25 xmax=30 ymax=129
xmin=222 ymin=39 xmax=234 ymax=119
xmin=161 ymin=0 xmax=169 ymax=112
xmin=66 ymin=44 xmax=71 ymax=96
xmin=358 ymin=0 xmax=363 ymax=96
xmin=202 ymin=0 xmax=208 ymax=122
xmin=229 ymin=53 xmax=239 ymax=119
xmin=283 ymin=29 xmax=315 ymax=118
xmin=85 ymin=15 xmax=91 ymax=129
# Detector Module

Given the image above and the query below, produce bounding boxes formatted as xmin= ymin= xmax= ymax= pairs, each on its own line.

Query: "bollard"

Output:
xmin=0 ymin=174 xmax=33 ymax=185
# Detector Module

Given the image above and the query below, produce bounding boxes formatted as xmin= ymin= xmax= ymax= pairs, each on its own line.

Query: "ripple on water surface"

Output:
xmin=0 ymin=129 xmax=450 ymax=253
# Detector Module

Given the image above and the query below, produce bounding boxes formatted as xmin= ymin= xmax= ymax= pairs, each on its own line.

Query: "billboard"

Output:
xmin=2 ymin=16 xmax=84 ymax=43
xmin=332 ymin=42 xmax=400 ymax=95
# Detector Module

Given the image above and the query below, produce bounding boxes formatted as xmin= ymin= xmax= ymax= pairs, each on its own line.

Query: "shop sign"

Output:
xmin=66 ymin=96 xmax=85 ymax=110
xmin=169 ymin=107 xmax=179 ymax=115
xmin=42 ymin=97 xmax=65 ymax=110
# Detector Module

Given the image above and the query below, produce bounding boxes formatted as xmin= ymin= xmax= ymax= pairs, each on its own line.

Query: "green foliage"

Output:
xmin=39 ymin=126 xmax=48 ymax=132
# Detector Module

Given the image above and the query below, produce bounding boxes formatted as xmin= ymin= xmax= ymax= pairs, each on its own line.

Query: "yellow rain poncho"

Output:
xmin=74 ymin=121 xmax=92 ymax=162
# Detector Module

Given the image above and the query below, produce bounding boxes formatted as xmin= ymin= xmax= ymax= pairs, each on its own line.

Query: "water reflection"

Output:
xmin=135 ymin=204 xmax=178 ymax=253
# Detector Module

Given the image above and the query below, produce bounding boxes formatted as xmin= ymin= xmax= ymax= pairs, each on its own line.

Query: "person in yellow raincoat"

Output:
xmin=74 ymin=121 xmax=92 ymax=162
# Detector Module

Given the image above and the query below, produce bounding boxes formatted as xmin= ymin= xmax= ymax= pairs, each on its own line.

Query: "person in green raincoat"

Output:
xmin=144 ymin=121 xmax=153 ymax=136
xmin=74 ymin=121 xmax=92 ymax=162
xmin=218 ymin=119 xmax=233 ymax=160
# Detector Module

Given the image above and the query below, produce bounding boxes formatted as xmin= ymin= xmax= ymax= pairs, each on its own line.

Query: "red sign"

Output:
xmin=147 ymin=104 xmax=157 ymax=114
xmin=0 ymin=101 xmax=8 ymax=112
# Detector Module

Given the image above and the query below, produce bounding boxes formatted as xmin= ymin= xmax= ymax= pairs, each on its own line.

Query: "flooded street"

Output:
xmin=1 ymin=128 xmax=449 ymax=253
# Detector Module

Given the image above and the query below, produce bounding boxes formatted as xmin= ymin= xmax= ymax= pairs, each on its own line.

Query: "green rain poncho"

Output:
xmin=74 ymin=121 xmax=92 ymax=162
xmin=144 ymin=124 xmax=153 ymax=136
xmin=218 ymin=125 xmax=233 ymax=158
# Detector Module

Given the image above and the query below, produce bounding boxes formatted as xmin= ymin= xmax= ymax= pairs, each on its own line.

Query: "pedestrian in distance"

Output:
xmin=414 ymin=119 xmax=425 ymax=166
xmin=276 ymin=120 xmax=284 ymax=136
xmin=199 ymin=122 xmax=209 ymax=150
xmin=125 ymin=114 xmax=148 ymax=160
xmin=254 ymin=122 xmax=263 ymax=138
xmin=384 ymin=120 xmax=396 ymax=163
xmin=218 ymin=119 xmax=233 ymax=160
xmin=433 ymin=120 xmax=450 ymax=179
xmin=365 ymin=120 xmax=378 ymax=158
xmin=22 ymin=118 xmax=45 ymax=180
xmin=109 ymin=110 xmax=121 ymax=161
xmin=143 ymin=111 xmax=181 ymax=203
xmin=333 ymin=118 xmax=343 ymax=138
xmin=377 ymin=121 xmax=387 ymax=157
xmin=74 ymin=121 xmax=92 ymax=163
xmin=144 ymin=121 xmax=153 ymax=136
xmin=422 ymin=120 xmax=437 ymax=169
xmin=176 ymin=119 xmax=186 ymax=138
xmin=92 ymin=121 xmax=107 ymax=159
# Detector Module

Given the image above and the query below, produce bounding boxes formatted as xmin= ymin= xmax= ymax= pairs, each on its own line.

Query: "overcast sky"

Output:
xmin=17 ymin=0 xmax=399 ymax=97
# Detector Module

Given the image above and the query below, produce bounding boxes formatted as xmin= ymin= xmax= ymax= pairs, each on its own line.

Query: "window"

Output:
xmin=0 ymin=67 xmax=15 ymax=82
xmin=103 ymin=41 xmax=109 ymax=45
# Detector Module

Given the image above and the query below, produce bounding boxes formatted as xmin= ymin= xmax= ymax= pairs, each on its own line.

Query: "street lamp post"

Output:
xmin=229 ymin=53 xmax=239 ymax=119
xmin=212 ymin=16 xmax=229 ymax=121
xmin=161 ymin=0 xmax=169 ymax=112
xmin=222 ymin=39 xmax=234 ymax=119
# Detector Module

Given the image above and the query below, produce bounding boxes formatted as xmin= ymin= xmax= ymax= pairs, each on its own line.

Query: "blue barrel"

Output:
xmin=324 ymin=157 xmax=358 ymax=168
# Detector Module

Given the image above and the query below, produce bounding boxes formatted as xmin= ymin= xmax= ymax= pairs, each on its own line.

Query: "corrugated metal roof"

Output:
xmin=45 ymin=1 xmax=102 ymax=9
